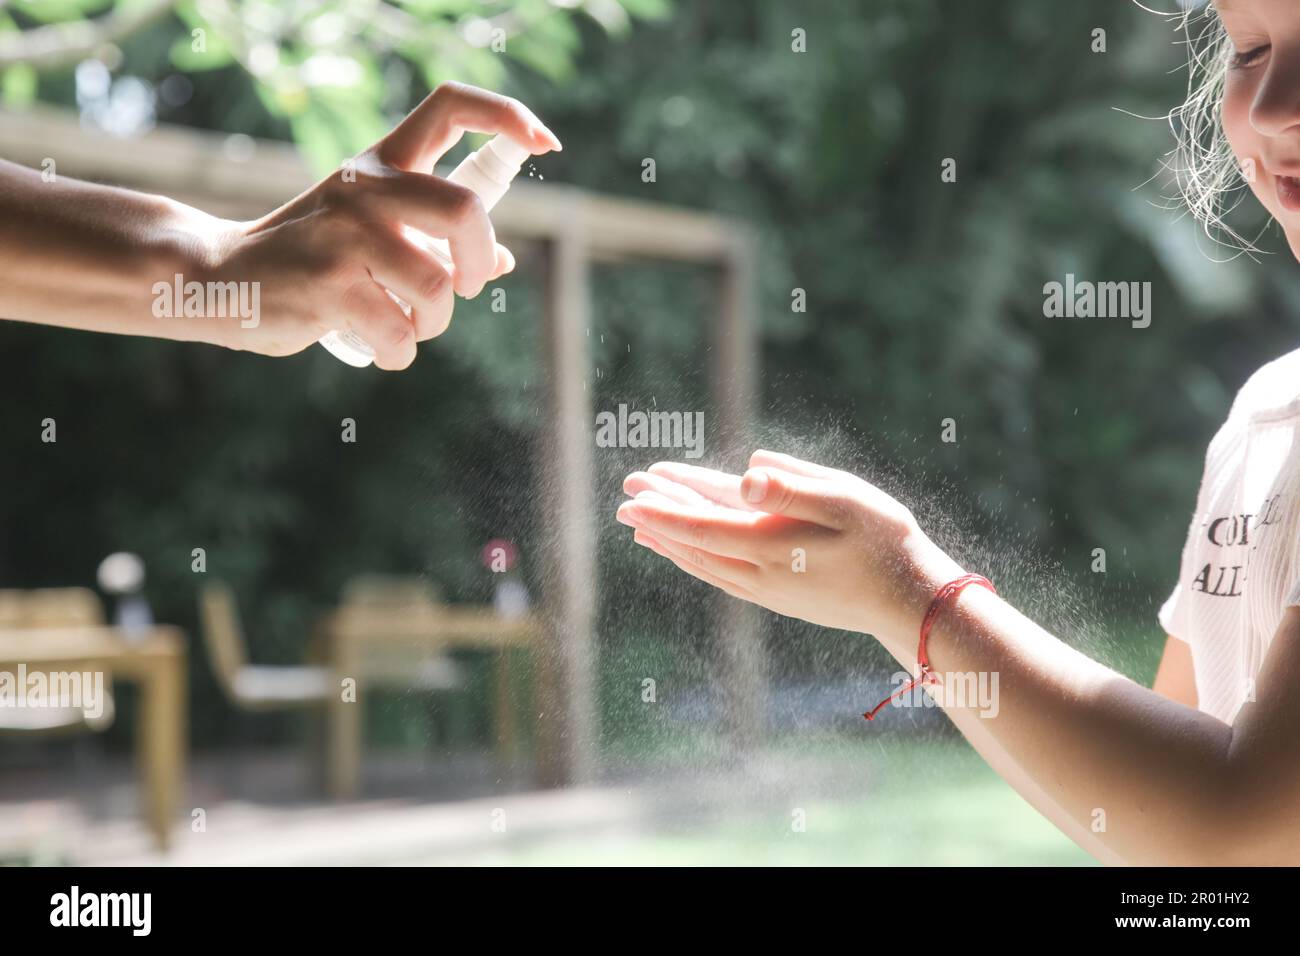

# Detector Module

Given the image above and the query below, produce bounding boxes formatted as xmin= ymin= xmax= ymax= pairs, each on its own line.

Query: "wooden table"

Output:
xmin=318 ymin=607 xmax=537 ymax=800
xmin=0 ymin=626 xmax=186 ymax=851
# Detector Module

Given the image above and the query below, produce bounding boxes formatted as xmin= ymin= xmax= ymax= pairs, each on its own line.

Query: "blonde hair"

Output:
xmin=1166 ymin=2 xmax=1262 ymax=252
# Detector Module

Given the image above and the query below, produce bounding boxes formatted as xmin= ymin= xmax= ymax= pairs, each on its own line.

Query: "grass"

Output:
xmin=424 ymin=736 xmax=1096 ymax=866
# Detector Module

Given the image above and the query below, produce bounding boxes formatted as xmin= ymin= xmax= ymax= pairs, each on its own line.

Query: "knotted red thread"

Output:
xmin=862 ymin=573 xmax=997 ymax=721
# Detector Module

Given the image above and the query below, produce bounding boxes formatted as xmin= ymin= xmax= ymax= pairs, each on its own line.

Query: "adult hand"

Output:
xmin=0 ymin=82 xmax=559 ymax=370
xmin=203 ymin=82 xmax=561 ymax=369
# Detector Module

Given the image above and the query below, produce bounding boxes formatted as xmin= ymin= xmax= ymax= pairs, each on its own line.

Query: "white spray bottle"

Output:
xmin=318 ymin=133 xmax=532 ymax=367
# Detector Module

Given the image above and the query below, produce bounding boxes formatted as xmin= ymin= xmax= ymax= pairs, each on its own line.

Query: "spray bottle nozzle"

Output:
xmin=483 ymin=134 xmax=531 ymax=171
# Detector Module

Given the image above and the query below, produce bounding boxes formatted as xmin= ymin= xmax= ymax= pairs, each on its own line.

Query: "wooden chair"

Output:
xmin=336 ymin=576 xmax=461 ymax=690
xmin=0 ymin=588 xmax=116 ymax=734
xmin=198 ymin=582 xmax=332 ymax=711
xmin=0 ymin=677 xmax=115 ymax=733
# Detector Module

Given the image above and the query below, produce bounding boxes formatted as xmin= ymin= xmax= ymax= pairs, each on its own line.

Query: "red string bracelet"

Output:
xmin=862 ymin=572 xmax=997 ymax=721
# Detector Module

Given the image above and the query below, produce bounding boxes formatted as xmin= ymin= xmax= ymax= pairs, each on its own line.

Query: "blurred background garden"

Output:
xmin=2 ymin=0 xmax=1298 ymax=865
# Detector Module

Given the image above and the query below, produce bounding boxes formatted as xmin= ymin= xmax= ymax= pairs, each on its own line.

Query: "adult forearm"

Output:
xmin=0 ymin=158 xmax=226 ymax=344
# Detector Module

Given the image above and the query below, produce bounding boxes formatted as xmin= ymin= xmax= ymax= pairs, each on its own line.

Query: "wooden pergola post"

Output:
xmin=536 ymin=212 xmax=598 ymax=787
xmin=712 ymin=232 xmax=765 ymax=752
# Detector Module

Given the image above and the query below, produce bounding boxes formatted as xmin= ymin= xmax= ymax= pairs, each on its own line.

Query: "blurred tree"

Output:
xmin=0 ymin=0 xmax=668 ymax=169
xmin=527 ymin=0 xmax=1300 ymax=630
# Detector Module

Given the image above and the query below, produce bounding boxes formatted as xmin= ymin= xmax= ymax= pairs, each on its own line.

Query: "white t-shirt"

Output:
xmin=1158 ymin=347 xmax=1300 ymax=723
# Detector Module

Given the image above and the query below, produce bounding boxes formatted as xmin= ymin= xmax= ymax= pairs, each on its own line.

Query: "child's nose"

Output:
xmin=1251 ymin=48 xmax=1300 ymax=138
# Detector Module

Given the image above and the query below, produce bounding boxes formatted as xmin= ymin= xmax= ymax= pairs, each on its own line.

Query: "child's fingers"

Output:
xmin=645 ymin=462 xmax=754 ymax=510
xmin=749 ymin=449 xmax=844 ymax=480
xmin=740 ymin=467 xmax=846 ymax=527
xmin=490 ymin=242 xmax=516 ymax=279
xmin=616 ymin=493 xmax=771 ymax=560
xmin=663 ymin=554 xmax=761 ymax=604
xmin=632 ymin=487 xmax=752 ymax=522
xmin=628 ymin=489 xmax=682 ymax=509
xmin=634 ymin=531 xmax=760 ymax=602
xmin=632 ymin=529 xmax=665 ymax=553
xmin=623 ymin=470 xmax=712 ymax=508
xmin=634 ymin=524 xmax=760 ymax=586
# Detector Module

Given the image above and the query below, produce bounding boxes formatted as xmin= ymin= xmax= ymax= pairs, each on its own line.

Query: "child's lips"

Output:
xmin=1276 ymin=174 xmax=1300 ymax=212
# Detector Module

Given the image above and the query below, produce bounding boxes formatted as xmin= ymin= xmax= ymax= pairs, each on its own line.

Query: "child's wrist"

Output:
xmin=881 ymin=534 xmax=967 ymax=651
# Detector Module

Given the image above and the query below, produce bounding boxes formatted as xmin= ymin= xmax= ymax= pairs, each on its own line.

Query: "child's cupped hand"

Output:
xmin=617 ymin=450 xmax=966 ymax=645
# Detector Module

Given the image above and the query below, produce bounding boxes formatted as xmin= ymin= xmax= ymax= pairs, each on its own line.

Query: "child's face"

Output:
xmin=1218 ymin=0 xmax=1300 ymax=258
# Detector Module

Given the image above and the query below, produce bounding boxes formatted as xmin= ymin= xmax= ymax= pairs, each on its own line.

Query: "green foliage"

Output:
xmin=12 ymin=0 xmax=113 ymax=23
xmin=7 ymin=0 xmax=658 ymax=170
xmin=0 ymin=63 xmax=37 ymax=105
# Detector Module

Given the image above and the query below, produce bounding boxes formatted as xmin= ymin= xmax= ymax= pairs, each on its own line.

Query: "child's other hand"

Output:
xmin=617 ymin=450 xmax=964 ymax=644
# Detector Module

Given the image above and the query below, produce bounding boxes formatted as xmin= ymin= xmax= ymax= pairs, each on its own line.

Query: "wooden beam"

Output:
xmin=0 ymin=104 xmax=308 ymax=219
xmin=535 ymin=222 xmax=597 ymax=787
xmin=0 ymin=105 xmax=741 ymax=261
xmin=493 ymin=185 xmax=739 ymax=262
xmin=0 ymin=0 xmax=175 ymax=70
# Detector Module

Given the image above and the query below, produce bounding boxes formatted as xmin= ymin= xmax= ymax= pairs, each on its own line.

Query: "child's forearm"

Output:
xmin=618 ymin=453 xmax=1300 ymax=865
xmin=0 ymin=158 xmax=226 ymax=345
xmin=902 ymin=585 xmax=1250 ymax=865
